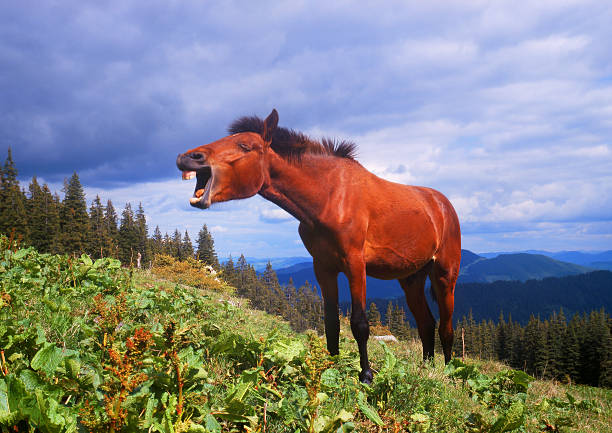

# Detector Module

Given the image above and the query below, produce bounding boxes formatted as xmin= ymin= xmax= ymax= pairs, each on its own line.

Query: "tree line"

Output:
xmin=221 ymin=256 xmax=325 ymax=333
xmin=453 ymin=308 xmax=612 ymax=388
xmin=0 ymin=148 xmax=219 ymax=268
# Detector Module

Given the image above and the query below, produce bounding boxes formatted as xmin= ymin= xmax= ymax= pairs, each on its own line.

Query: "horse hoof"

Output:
xmin=359 ymin=369 xmax=373 ymax=384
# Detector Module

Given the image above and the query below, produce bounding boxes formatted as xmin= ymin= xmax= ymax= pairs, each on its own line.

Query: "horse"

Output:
xmin=176 ymin=109 xmax=461 ymax=383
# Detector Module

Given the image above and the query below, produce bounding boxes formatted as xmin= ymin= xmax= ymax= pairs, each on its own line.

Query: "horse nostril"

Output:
xmin=189 ymin=153 xmax=203 ymax=160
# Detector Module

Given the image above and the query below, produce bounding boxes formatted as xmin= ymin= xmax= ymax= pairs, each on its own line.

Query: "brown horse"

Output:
xmin=176 ymin=110 xmax=461 ymax=383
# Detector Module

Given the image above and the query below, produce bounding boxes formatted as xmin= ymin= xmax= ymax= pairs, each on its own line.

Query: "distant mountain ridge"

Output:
xmin=273 ymin=249 xmax=599 ymax=301
xmin=458 ymin=253 xmax=592 ymax=283
xmin=479 ymin=250 xmax=612 ymax=270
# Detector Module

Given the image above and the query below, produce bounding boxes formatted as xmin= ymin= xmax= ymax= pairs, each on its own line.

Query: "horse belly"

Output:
xmin=364 ymin=245 xmax=434 ymax=280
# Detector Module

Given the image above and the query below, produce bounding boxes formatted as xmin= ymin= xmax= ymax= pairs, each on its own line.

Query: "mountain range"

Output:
xmin=479 ymin=250 xmax=612 ymax=270
xmin=269 ymin=249 xmax=607 ymax=301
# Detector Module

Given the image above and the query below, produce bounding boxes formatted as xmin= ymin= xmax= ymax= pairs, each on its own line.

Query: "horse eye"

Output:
xmin=238 ymin=142 xmax=252 ymax=151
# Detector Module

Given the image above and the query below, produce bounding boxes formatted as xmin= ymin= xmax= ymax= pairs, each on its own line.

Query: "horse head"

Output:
xmin=176 ymin=109 xmax=278 ymax=209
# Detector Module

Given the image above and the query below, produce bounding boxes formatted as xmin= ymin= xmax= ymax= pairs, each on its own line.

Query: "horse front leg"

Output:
xmin=314 ymin=262 xmax=340 ymax=356
xmin=345 ymin=255 xmax=373 ymax=384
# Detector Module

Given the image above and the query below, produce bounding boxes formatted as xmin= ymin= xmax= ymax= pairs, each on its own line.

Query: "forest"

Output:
xmin=1 ymin=148 xmax=611 ymax=389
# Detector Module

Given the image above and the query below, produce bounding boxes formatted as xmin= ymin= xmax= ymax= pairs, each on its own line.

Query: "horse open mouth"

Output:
xmin=182 ymin=167 xmax=213 ymax=209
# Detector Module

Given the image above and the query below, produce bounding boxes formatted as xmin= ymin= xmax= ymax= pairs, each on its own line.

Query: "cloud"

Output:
xmin=3 ymin=0 xmax=612 ymax=255
xmin=260 ymin=208 xmax=294 ymax=223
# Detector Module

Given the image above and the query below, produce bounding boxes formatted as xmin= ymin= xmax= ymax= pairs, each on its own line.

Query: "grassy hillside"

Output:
xmin=1 ymin=240 xmax=610 ymax=432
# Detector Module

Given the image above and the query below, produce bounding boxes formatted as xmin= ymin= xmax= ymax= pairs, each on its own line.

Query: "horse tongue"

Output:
xmin=195 ymin=188 xmax=205 ymax=198
xmin=182 ymin=171 xmax=196 ymax=180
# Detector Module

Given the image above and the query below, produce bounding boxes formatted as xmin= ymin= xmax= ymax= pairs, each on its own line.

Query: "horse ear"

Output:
xmin=262 ymin=109 xmax=278 ymax=144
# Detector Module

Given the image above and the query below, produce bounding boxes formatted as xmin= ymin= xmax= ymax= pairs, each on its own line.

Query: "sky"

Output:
xmin=2 ymin=1 xmax=611 ymax=259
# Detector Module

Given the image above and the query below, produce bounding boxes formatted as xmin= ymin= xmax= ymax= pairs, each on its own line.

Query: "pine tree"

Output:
xmin=547 ymin=310 xmax=567 ymax=379
xmin=27 ymin=177 xmax=60 ymax=253
xmin=367 ymin=302 xmax=382 ymax=328
xmin=598 ymin=316 xmax=612 ymax=387
xmin=465 ymin=310 xmax=478 ymax=357
xmin=562 ymin=314 xmax=582 ymax=382
xmin=0 ymin=148 xmax=29 ymax=242
xmin=234 ymin=255 xmax=252 ymax=296
xmin=385 ymin=302 xmax=394 ymax=332
xmin=534 ymin=319 xmax=550 ymax=377
xmin=118 ymin=203 xmax=139 ymax=265
xmin=104 ymin=200 xmax=119 ymax=258
xmin=496 ymin=312 xmax=508 ymax=362
xmin=171 ymin=229 xmax=182 ymax=260
xmin=58 ymin=172 xmax=90 ymax=254
xmin=88 ymin=195 xmax=107 ymax=258
xmin=223 ymin=256 xmax=237 ymax=286
xmin=581 ymin=309 xmax=611 ymax=386
xmin=196 ymin=224 xmax=219 ymax=268
xmin=162 ymin=232 xmax=173 ymax=256
xmin=261 ymin=262 xmax=285 ymax=316
xmin=391 ymin=304 xmax=409 ymax=340
xmin=150 ymin=226 xmax=164 ymax=260
xmin=135 ymin=203 xmax=150 ymax=266
xmin=182 ymin=230 xmax=194 ymax=260
xmin=482 ymin=320 xmax=496 ymax=360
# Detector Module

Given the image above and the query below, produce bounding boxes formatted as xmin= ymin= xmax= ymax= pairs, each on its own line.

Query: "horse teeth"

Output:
xmin=189 ymin=197 xmax=200 ymax=204
xmin=182 ymin=171 xmax=196 ymax=180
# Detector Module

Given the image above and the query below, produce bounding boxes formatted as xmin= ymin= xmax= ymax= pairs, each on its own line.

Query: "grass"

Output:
xmin=1 ymin=243 xmax=610 ymax=432
xmin=150 ymin=264 xmax=612 ymax=432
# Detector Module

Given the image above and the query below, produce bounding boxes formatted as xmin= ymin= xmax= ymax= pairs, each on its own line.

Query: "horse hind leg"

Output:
xmin=429 ymin=255 xmax=459 ymax=364
xmin=399 ymin=269 xmax=435 ymax=360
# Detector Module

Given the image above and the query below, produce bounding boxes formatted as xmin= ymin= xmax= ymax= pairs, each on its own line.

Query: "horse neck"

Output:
xmin=258 ymin=152 xmax=336 ymax=226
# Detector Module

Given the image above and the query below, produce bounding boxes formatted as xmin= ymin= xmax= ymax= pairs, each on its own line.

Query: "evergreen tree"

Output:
xmin=261 ymin=262 xmax=286 ymax=316
xmin=104 ymin=200 xmax=119 ymax=258
xmin=507 ymin=315 xmax=524 ymax=370
xmin=196 ymin=224 xmax=219 ymax=268
xmin=88 ymin=195 xmax=107 ymax=258
xmin=223 ymin=256 xmax=237 ymax=286
xmin=582 ymin=309 xmax=611 ymax=386
xmin=385 ymin=302 xmax=394 ymax=332
xmin=118 ymin=203 xmax=139 ymax=265
xmin=162 ymin=232 xmax=173 ymax=256
xmin=135 ymin=203 xmax=150 ymax=266
xmin=391 ymin=304 xmax=410 ymax=340
xmin=27 ymin=178 xmax=60 ymax=253
xmin=534 ymin=319 xmax=550 ymax=377
xmin=464 ymin=310 xmax=478 ymax=357
xmin=234 ymin=255 xmax=254 ymax=297
xmin=598 ymin=320 xmax=612 ymax=387
xmin=58 ymin=172 xmax=90 ymax=254
xmin=0 ymin=148 xmax=29 ymax=242
xmin=171 ymin=229 xmax=182 ymax=260
xmin=496 ymin=312 xmax=508 ymax=362
xmin=182 ymin=230 xmax=194 ymax=260
xmin=367 ymin=302 xmax=382 ymax=328
xmin=547 ymin=310 xmax=567 ymax=379
xmin=562 ymin=314 xmax=582 ymax=382
xmin=150 ymin=226 xmax=164 ymax=259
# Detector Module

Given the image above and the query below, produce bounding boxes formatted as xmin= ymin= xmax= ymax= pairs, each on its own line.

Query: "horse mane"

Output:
xmin=228 ymin=115 xmax=358 ymax=162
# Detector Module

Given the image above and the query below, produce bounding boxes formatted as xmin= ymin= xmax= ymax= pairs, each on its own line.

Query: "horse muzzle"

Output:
xmin=176 ymin=152 xmax=208 ymax=172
